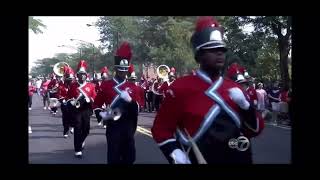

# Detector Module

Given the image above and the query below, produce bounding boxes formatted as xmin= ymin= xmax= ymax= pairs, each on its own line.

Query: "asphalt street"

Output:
xmin=29 ymin=95 xmax=291 ymax=164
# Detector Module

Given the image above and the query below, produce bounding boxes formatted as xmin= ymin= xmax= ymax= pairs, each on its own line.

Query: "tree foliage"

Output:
xmin=29 ymin=16 xmax=46 ymax=34
xmin=31 ymin=16 xmax=291 ymax=88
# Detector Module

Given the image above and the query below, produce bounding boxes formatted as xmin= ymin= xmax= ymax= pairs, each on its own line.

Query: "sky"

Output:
xmin=29 ymin=16 xmax=101 ymax=72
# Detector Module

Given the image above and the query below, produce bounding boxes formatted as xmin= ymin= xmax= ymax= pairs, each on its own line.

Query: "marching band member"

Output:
xmin=47 ymin=73 xmax=59 ymax=115
xmin=93 ymin=66 xmax=109 ymax=127
xmin=146 ymin=80 xmax=154 ymax=112
xmin=140 ymin=75 xmax=148 ymax=112
xmin=152 ymin=16 xmax=263 ymax=164
xmin=152 ymin=77 xmax=163 ymax=112
xmin=159 ymin=68 xmax=176 ymax=98
xmin=58 ymin=66 xmax=75 ymax=138
xmin=93 ymin=42 xmax=141 ymax=164
xmin=128 ymin=64 xmax=145 ymax=111
xmin=226 ymin=63 xmax=258 ymax=106
xmin=67 ymin=60 xmax=96 ymax=158
xmin=226 ymin=63 xmax=265 ymax=138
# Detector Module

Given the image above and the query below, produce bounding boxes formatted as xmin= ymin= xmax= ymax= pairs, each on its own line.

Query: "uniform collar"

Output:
xmin=196 ymin=69 xmax=221 ymax=84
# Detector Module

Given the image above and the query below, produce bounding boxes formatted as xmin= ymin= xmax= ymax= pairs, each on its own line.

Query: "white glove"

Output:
xmin=70 ymin=100 xmax=76 ymax=106
xmin=120 ymin=90 xmax=132 ymax=102
xmin=170 ymin=149 xmax=191 ymax=164
xmin=228 ymin=87 xmax=250 ymax=110
xmin=99 ymin=111 xmax=111 ymax=120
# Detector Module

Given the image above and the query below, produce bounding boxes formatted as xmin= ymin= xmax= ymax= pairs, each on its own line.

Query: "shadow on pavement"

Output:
xmin=29 ymin=142 xmax=107 ymax=164
xmin=134 ymin=133 xmax=168 ymax=164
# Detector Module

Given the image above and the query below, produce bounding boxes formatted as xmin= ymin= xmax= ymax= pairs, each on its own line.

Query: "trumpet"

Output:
xmin=69 ymin=93 xmax=85 ymax=108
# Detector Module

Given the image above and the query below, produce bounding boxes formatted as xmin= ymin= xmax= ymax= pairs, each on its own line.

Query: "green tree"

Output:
xmin=239 ymin=16 xmax=292 ymax=88
xmin=29 ymin=16 xmax=46 ymax=34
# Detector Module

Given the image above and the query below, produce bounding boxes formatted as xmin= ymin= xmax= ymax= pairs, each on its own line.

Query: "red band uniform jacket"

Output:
xmin=151 ymin=70 xmax=263 ymax=164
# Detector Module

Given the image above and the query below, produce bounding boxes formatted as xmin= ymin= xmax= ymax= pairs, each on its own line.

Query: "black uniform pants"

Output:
xmin=28 ymin=95 xmax=33 ymax=108
xmin=146 ymin=92 xmax=154 ymax=112
xmin=42 ymin=94 xmax=49 ymax=107
xmin=73 ymin=108 xmax=91 ymax=152
xmin=60 ymin=103 xmax=72 ymax=135
xmin=153 ymin=94 xmax=163 ymax=111
xmin=106 ymin=103 xmax=138 ymax=164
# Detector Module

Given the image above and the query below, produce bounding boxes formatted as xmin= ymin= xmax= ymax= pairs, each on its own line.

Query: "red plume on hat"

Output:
xmin=63 ymin=66 xmax=75 ymax=79
xmin=100 ymin=66 xmax=108 ymax=74
xmin=195 ymin=16 xmax=220 ymax=32
xmin=128 ymin=64 xmax=134 ymax=74
xmin=77 ymin=60 xmax=87 ymax=73
xmin=227 ymin=63 xmax=247 ymax=83
xmin=128 ymin=64 xmax=137 ymax=79
xmin=227 ymin=63 xmax=241 ymax=79
xmin=116 ymin=41 xmax=132 ymax=60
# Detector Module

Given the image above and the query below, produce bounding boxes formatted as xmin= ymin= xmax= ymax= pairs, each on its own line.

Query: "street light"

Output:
xmin=70 ymin=38 xmax=96 ymax=77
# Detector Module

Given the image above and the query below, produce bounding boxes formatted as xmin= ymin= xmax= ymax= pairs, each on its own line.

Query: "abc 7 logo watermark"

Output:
xmin=228 ymin=136 xmax=250 ymax=151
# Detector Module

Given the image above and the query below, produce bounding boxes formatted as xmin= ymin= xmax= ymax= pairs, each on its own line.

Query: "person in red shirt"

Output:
xmin=139 ymin=75 xmax=148 ymax=111
xmin=93 ymin=42 xmax=141 ymax=164
xmin=279 ymin=86 xmax=290 ymax=122
xmin=152 ymin=16 xmax=263 ymax=164
xmin=93 ymin=66 xmax=109 ymax=127
xmin=47 ymin=73 xmax=59 ymax=115
xmin=158 ymin=68 xmax=176 ymax=99
xmin=40 ymin=77 xmax=50 ymax=110
xmin=128 ymin=64 xmax=145 ymax=112
xmin=28 ymin=79 xmax=36 ymax=111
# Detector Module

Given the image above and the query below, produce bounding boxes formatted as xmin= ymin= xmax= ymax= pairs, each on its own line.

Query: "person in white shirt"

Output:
xmin=36 ymin=78 xmax=42 ymax=96
xmin=256 ymin=83 xmax=267 ymax=112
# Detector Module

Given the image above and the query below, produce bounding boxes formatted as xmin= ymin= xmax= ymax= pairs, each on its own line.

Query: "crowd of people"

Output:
xmin=28 ymin=16 xmax=291 ymax=164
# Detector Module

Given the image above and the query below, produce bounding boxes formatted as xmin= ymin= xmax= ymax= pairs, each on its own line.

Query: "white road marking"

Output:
xmin=265 ymin=122 xmax=291 ymax=130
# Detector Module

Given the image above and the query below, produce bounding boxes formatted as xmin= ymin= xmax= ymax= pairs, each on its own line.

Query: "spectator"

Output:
xmin=35 ymin=78 xmax=42 ymax=96
xmin=256 ymin=82 xmax=267 ymax=112
xmin=268 ymin=82 xmax=281 ymax=125
xmin=28 ymin=80 xmax=36 ymax=110
xmin=279 ymin=86 xmax=290 ymax=123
